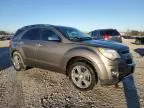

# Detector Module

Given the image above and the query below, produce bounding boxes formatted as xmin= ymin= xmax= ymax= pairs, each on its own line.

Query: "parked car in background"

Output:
xmin=10 ymin=24 xmax=135 ymax=90
xmin=88 ymin=29 xmax=122 ymax=43
xmin=133 ymin=36 xmax=144 ymax=45
xmin=122 ymin=35 xmax=144 ymax=44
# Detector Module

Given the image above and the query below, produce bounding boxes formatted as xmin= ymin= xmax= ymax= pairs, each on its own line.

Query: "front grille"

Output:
xmin=118 ymin=49 xmax=133 ymax=64
xmin=120 ymin=52 xmax=132 ymax=64
xmin=121 ymin=50 xmax=129 ymax=54
xmin=120 ymin=50 xmax=129 ymax=54
xmin=118 ymin=66 xmax=134 ymax=80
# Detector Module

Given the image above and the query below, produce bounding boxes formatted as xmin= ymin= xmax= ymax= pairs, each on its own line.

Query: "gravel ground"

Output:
xmin=0 ymin=38 xmax=143 ymax=108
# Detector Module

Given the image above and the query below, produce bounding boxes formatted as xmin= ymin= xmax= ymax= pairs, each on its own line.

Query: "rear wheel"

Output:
xmin=68 ymin=62 xmax=97 ymax=90
xmin=12 ymin=52 xmax=27 ymax=71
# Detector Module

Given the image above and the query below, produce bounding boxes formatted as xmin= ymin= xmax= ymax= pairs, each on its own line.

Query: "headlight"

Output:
xmin=98 ymin=48 xmax=120 ymax=60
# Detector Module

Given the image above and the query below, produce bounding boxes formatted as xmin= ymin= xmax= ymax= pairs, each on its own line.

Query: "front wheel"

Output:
xmin=68 ymin=62 xmax=97 ymax=90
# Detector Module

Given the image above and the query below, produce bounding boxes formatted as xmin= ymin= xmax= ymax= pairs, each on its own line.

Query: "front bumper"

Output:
xmin=100 ymin=59 xmax=135 ymax=85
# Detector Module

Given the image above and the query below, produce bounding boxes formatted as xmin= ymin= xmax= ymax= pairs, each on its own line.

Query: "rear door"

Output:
xmin=20 ymin=28 xmax=40 ymax=64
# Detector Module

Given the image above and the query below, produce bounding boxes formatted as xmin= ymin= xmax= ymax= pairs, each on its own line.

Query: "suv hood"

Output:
xmin=82 ymin=40 xmax=129 ymax=51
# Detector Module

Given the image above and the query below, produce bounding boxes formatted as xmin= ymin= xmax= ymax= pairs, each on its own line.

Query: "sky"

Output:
xmin=0 ymin=0 xmax=143 ymax=32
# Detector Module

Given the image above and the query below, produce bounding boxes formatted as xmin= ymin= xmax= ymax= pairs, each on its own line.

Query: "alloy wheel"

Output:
xmin=71 ymin=65 xmax=92 ymax=89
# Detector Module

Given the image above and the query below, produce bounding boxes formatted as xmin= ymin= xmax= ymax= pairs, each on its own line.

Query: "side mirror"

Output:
xmin=48 ymin=35 xmax=60 ymax=42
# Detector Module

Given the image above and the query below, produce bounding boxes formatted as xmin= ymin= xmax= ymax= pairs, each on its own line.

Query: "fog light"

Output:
xmin=112 ymin=71 xmax=119 ymax=78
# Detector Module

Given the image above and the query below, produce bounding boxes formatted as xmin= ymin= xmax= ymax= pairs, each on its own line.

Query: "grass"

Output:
xmin=0 ymin=40 xmax=9 ymax=48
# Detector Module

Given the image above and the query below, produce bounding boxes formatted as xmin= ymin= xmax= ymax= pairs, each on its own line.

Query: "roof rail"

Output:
xmin=20 ymin=24 xmax=52 ymax=30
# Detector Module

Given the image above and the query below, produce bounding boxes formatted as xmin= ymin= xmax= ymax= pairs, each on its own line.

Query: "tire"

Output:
xmin=68 ymin=62 xmax=97 ymax=90
xmin=12 ymin=51 xmax=27 ymax=71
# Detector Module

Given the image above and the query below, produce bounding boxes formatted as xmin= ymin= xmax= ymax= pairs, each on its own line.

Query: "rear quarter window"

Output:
xmin=12 ymin=29 xmax=24 ymax=40
xmin=15 ymin=29 xmax=24 ymax=36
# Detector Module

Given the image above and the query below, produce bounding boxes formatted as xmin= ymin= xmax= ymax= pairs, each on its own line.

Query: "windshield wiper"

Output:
xmin=81 ymin=37 xmax=93 ymax=40
xmin=69 ymin=37 xmax=92 ymax=41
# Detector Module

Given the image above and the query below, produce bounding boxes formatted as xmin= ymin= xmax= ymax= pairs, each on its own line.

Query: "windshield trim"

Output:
xmin=55 ymin=26 xmax=92 ymax=41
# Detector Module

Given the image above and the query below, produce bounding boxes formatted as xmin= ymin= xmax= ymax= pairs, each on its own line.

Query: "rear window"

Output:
xmin=11 ymin=29 xmax=24 ymax=40
xmin=100 ymin=30 xmax=120 ymax=36
xmin=14 ymin=29 xmax=24 ymax=36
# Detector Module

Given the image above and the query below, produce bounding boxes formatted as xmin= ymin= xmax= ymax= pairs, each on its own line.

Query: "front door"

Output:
xmin=37 ymin=28 xmax=64 ymax=70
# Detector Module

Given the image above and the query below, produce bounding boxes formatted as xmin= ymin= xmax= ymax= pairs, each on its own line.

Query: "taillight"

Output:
xmin=9 ymin=40 xmax=12 ymax=47
xmin=103 ymin=34 xmax=110 ymax=40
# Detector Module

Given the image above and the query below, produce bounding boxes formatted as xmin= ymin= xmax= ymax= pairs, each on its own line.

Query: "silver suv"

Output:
xmin=10 ymin=24 xmax=135 ymax=90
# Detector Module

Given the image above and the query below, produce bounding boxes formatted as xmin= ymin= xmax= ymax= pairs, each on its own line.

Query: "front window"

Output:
xmin=41 ymin=29 xmax=60 ymax=41
xmin=56 ymin=27 xmax=92 ymax=41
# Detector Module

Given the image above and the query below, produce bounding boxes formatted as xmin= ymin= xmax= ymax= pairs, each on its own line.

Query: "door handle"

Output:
xmin=36 ymin=43 xmax=42 ymax=47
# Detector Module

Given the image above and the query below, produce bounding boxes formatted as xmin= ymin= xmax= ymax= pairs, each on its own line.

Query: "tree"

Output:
xmin=125 ymin=30 xmax=144 ymax=36
xmin=0 ymin=30 xmax=9 ymax=35
xmin=130 ymin=30 xmax=139 ymax=36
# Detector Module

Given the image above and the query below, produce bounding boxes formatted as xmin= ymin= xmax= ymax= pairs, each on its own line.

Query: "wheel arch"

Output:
xmin=66 ymin=56 xmax=99 ymax=83
xmin=10 ymin=48 xmax=25 ymax=58
xmin=10 ymin=49 xmax=26 ymax=64
xmin=11 ymin=49 xmax=19 ymax=57
xmin=60 ymin=47 xmax=108 ymax=82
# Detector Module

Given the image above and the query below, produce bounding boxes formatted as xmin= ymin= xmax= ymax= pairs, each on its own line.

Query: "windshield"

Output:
xmin=55 ymin=26 xmax=92 ymax=41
